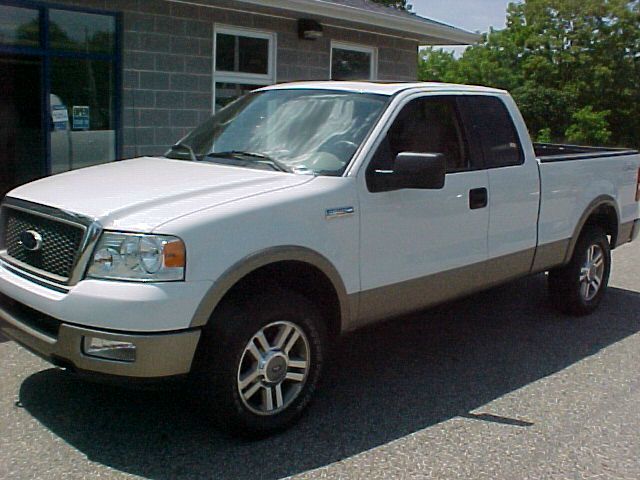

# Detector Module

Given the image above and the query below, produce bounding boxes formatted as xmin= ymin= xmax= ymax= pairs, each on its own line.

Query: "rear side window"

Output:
xmin=458 ymin=96 xmax=523 ymax=168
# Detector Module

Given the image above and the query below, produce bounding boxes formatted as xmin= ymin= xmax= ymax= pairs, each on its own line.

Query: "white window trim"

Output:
xmin=330 ymin=41 xmax=378 ymax=81
xmin=212 ymin=24 xmax=277 ymax=111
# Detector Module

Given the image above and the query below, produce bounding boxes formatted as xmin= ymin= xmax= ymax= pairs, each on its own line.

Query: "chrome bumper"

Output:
xmin=0 ymin=295 xmax=201 ymax=378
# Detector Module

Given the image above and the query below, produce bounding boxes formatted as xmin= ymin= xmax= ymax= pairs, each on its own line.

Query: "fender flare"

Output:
xmin=563 ymin=195 xmax=620 ymax=264
xmin=190 ymin=246 xmax=351 ymax=331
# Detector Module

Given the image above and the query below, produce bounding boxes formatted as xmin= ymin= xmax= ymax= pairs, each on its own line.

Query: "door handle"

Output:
xmin=469 ymin=187 xmax=488 ymax=210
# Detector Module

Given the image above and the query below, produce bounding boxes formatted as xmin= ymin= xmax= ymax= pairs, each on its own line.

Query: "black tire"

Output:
xmin=548 ymin=226 xmax=611 ymax=316
xmin=192 ymin=290 xmax=326 ymax=437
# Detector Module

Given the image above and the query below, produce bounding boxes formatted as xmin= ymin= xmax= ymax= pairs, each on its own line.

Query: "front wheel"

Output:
xmin=548 ymin=226 xmax=611 ymax=316
xmin=193 ymin=291 xmax=326 ymax=437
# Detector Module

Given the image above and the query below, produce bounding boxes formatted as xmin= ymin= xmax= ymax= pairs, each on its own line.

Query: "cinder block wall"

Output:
xmin=54 ymin=0 xmax=419 ymax=158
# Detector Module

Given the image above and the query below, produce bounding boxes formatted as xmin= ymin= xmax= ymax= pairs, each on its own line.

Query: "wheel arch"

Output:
xmin=190 ymin=246 xmax=352 ymax=340
xmin=564 ymin=195 xmax=620 ymax=263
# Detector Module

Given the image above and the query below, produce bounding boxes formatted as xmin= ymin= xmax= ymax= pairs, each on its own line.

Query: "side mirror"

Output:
xmin=371 ymin=152 xmax=446 ymax=192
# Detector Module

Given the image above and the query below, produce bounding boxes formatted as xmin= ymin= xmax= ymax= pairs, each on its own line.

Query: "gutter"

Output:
xmin=236 ymin=0 xmax=481 ymax=45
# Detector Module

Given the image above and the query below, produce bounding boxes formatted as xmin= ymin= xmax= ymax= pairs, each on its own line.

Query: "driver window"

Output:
xmin=368 ymin=96 xmax=469 ymax=174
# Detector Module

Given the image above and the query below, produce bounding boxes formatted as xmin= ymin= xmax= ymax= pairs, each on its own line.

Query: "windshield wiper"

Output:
xmin=208 ymin=151 xmax=291 ymax=173
xmin=166 ymin=141 xmax=197 ymax=162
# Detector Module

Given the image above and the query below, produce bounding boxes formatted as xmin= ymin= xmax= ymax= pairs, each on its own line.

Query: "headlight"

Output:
xmin=87 ymin=232 xmax=186 ymax=281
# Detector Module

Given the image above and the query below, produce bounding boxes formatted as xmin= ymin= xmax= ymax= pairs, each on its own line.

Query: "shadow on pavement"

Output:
xmin=18 ymin=274 xmax=640 ymax=480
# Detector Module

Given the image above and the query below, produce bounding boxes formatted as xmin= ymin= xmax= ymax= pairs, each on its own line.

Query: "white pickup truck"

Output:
xmin=1 ymin=82 xmax=639 ymax=436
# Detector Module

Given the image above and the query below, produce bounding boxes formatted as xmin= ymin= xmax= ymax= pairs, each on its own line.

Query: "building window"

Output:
xmin=213 ymin=26 xmax=275 ymax=111
xmin=331 ymin=42 xmax=377 ymax=81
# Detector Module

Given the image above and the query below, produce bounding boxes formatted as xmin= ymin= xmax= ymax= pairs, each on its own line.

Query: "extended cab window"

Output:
xmin=368 ymin=96 xmax=469 ymax=175
xmin=458 ymin=96 xmax=524 ymax=168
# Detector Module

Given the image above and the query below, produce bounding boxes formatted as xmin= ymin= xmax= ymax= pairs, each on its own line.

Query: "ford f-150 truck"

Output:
xmin=1 ymin=82 xmax=639 ymax=436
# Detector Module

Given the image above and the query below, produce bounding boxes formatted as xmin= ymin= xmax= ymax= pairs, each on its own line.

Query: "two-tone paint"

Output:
xmin=0 ymin=81 xmax=639 ymax=379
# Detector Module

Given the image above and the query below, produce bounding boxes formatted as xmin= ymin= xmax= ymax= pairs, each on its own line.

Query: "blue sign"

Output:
xmin=72 ymin=106 xmax=90 ymax=130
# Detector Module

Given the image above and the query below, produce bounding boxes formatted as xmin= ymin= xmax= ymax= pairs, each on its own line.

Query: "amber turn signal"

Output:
xmin=164 ymin=239 xmax=186 ymax=268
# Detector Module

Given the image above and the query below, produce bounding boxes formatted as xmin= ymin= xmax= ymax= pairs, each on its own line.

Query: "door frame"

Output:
xmin=0 ymin=0 xmax=122 ymax=176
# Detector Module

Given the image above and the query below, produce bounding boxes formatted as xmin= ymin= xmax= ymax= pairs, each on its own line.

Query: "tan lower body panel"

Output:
xmin=531 ymin=238 xmax=571 ymax=273
xmin=354 ymin=248 xmax=537 ymax=329
xmin=616 ymin=220 xmax=637 ymax=248
xmin=354 ymin=221 xmax=637 ymax=330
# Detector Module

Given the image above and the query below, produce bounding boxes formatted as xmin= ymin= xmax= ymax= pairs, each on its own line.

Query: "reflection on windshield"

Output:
xmin=166 ymin=89 xmax=388 ymax=176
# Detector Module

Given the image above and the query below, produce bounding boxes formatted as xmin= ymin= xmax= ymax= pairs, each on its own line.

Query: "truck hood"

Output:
xmin=7 ymin=157 xmax=315 ymax=231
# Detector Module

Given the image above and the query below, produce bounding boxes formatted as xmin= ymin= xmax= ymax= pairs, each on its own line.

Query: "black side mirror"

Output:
xmin=371 ymin=152 xmax=446 ymax=192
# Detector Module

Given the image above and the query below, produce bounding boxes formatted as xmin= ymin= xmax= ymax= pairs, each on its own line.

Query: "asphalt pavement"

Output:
xmin=1 ymin=240 xmax=639 ymax=479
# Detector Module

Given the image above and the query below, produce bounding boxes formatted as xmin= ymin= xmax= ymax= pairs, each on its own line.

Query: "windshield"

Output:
xmin=166 ymin=89 xmax=388 ymax=176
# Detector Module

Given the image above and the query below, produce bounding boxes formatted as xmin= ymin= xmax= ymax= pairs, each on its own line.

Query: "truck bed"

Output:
xmin=534 ymin=143 xmax=639 ymax=162
xmin=535 ymin=143 xmax=640 ymax=258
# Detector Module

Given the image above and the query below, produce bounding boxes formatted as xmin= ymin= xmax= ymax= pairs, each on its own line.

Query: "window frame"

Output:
xmin=213 ymin=24 xmax=276 ymax=111
xmin=365 ymin=94 xmax=474 ymax=190
xmin=330 ymin=40 xmax=378 ymax=81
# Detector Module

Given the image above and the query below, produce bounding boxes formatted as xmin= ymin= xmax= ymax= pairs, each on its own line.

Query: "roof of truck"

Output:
xmin=260 ymin=81 xmax=507 ymax=96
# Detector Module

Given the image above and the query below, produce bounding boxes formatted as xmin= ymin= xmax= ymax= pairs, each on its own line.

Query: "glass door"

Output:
xmin=48 ymin=8 xmax=117 ymax=173
xmin=0 ymin=1 xmax=120 ymax=198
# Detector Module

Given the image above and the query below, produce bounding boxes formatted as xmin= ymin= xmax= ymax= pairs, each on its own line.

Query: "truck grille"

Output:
xmin=3 ymin=208 xmax=85 ymax=281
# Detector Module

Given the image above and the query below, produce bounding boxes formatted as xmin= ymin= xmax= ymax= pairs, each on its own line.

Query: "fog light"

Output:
xmin=82 ymin=337 xmax=136 ymax=362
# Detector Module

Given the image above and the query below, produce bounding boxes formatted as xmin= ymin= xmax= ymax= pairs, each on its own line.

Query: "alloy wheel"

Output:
xmin=579 ymin=243 xmax=605 ymax=301
xmin=237 ymin=321 xmax=310 ymax=416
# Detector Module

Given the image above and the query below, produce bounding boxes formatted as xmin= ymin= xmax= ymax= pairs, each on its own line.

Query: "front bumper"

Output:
xmin=0 ymin=293 xmax=201 ymax=378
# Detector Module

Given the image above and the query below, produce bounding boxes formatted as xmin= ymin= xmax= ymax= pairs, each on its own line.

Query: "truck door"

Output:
xmin=356 ymin=94 xmax=490 ymax=325
xmin=457 ymin=95 xmax=540 ymax=279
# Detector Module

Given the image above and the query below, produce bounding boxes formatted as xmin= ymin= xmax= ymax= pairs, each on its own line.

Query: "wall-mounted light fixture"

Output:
xmin=298 ymin=19 xmax=323 ymax=40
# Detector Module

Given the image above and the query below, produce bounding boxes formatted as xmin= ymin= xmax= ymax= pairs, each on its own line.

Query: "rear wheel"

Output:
xmin=548 ymin=226 xmax=611 ymax=316
xmin=193 ymin=291 xmax=326 ymax=437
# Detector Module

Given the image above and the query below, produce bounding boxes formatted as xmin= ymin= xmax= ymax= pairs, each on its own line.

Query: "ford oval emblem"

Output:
xmin=19 ymin=230 xmax=43 ymax=252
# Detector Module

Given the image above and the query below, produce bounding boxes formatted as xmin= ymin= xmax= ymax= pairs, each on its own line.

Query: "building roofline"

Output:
xmin=236 ymin=0 xmax=481 ymax=45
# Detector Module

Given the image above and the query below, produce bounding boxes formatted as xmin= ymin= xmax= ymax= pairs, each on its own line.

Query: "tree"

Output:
xmin=369 ymin=0 xmax=412 ymax=11
xmin=418 ymin=0 xmax=640 ymax=148
xmin=565 ymin=106 xmax=612 ymax=145
xmin=418 ymin=48 xmax=460 ymax=83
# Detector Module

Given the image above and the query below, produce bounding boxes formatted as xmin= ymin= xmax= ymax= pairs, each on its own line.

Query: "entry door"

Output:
xmin=357 ymin=95 xmax=489 ymax=323
xmin=0 ymin=54 xmax=45 ymax=199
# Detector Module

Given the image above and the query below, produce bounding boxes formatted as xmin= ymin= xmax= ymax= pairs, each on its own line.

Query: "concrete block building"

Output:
xmin=0 ymin=0 xmax=476 ymax=197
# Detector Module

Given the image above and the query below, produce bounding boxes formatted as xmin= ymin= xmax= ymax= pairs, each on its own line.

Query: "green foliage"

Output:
xmin=418 ymin=48 xmax=460 ymax=82
xmin=369 ymin=0 xmax=412 ymax=11
xmin=537 ymin=127 xmax=553 ymax=143
xmin=565 ymin=106 xmax=612 ymax=145
xmin=418 ymin=0 xmax=640 ymax=148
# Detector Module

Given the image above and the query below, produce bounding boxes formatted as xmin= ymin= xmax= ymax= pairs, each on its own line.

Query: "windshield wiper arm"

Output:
xmin=209 ymin=151 xmax=291 ymax=173
xmin=166 ymin=141 xmax=197 ymax=162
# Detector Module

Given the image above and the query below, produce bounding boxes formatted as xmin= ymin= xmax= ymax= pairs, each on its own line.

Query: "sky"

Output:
xmin=410 ymin=0 xmax=512 ymax=34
